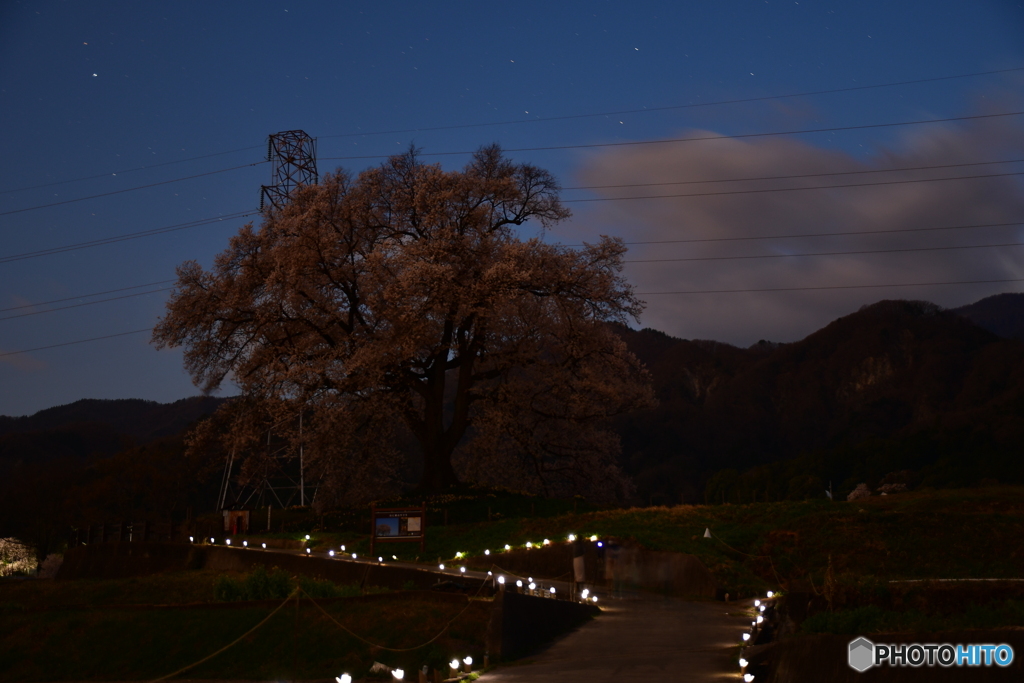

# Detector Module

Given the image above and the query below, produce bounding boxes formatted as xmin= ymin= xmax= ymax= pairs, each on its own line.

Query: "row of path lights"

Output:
xmin=334 ymin=655 xmax=475 ymax=683
xmin=737 ymin=590 xmax=777 ymax=681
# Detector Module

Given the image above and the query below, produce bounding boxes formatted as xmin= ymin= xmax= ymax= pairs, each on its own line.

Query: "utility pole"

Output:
xmin=260 ymin=130 xmax=318 ymax=211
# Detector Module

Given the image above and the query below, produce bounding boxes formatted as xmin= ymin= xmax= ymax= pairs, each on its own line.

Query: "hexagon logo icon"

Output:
xmin=848 ymin=637 xmax=875 ymax=672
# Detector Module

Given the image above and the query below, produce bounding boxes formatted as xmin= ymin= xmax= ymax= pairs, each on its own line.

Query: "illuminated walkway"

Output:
xmin=476 ymin=591 xmax=751 ymax=683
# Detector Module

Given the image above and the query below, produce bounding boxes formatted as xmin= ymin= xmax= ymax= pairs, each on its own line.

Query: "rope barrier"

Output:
xmin=147 ymin=588 xmax=299 ymax=682
xmin=299 ymin=574 xmax=491 ymax=652
xmin=705 ymin=530 xmax=785 ymax=589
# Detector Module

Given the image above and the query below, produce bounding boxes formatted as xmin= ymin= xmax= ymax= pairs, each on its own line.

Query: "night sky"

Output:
xmin=2 ymin=1 xmax=1022 ymax=417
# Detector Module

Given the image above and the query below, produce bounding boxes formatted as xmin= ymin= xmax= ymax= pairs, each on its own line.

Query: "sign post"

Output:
xmin=370 ymin=504 xmax=426 ymax=557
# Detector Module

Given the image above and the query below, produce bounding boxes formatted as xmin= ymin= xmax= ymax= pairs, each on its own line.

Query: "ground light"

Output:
xmin=243 ymin=541 xmax=248 ymax=547
xmin=767 ymin=591 xmax=774 ymax=598
xmin=336 ymin=674 xmax=351 ymax=683
xmin=549 ymin=586 xmax=556 ymax=595
xmin=392 ymin=669 xmax=404 ymax=680
xmin=568 ymin=534 xmax=576 ymax=541
xmin=742 ymin=633 xmax=750 ymax=642
xmin=589 ymin=535 xmax=597 ymax=541
xmin=305 ymin=534 xmax=310 ymax=540
xmin=504 ymin=544 xmax=511 ymax=550
xmin=744 ymin=675 xmax=754 ymax=682
xmin=306 ymin=548 xmax=311 ymax=554
xmin=529 ymin=582 xmax=536 ymax=590
xmin=757 ymin=616 xmax=764 ymax=624
xmin=210 ymin=538 xmax=215 ymax=543
xmin=543 ymin=538 xmax=550 ymax=545
xmin=226 ymin=539 xmax=231 ymax=545
xmin=516 ymin=580 xmax=523 ymax=588
xmin=581 ymin=589 xmax=590 ymax=598
xmin=262 ymin=543 xmax=267 ymax=549
xmin=739 ymin=658 xmax=748 ymax=668
xmin=449 ymin=659 xmax=459 ymax=675
xmin=759 ymin=605 xmax=765 ymax=612
xmin=352 ymin=553 xmax=357 ymax=559
xmin=754 ymin=600 xmax=761 ymax=606
xmin=341 ymin=545 xmax=346 ymax=551
xmin=460 ymin=567 xmax=466 ymax=573
xmin=591 ymin=596 xmax=598 ymax=603
xmin=525 ymin=541 xmax=532 ymax=548
xmin=189 ymin=536 xmax=194 ymax=542
xmin=484 ymin=549 xmax=490 ymax=555
xmin=498 ymin=575 xmax=505 ymax=584
xmin=329 ymin=550 xmax=335 ymax=556
xmin=439 ymin=563 xmax=445 ymax=570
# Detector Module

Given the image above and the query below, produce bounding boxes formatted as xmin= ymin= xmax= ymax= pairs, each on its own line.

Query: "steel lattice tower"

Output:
xmin=259 ymin=130 xmax=318 ymax=211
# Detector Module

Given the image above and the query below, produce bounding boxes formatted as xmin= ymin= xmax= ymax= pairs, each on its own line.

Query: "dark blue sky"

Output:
xmin=2 ymin=0 xmax=1023 ymax=416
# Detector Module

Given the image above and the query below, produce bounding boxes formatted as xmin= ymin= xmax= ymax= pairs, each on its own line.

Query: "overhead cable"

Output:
xmin=625 ymin=240 xmax=1024 ymax=264
xmin=0 ymin=162 xmax=265 ymax=217
xmin=636 ymin=278 xmax=1024 ymax=295
xmin=320 ymin=111 xmax=1024 ymax=161
xmin=320 ymin=67 xmax=1024 ymax=139
xmin=0 ymin=287 xmax=174 ymax=322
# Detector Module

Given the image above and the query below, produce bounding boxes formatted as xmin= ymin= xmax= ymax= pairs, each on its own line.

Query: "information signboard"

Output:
xmin=370 ymin=504 xmax=426 ymax=554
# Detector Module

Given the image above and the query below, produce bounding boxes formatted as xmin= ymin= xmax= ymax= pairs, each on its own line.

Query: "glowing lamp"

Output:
xmin=516 ymin=580 xmax=523 ymax=588
xmin=341 ymin=545 xmax=346 ymax=551
xmin=226 ymin=539 xmax=231 ymax=545
xmin=210 ymin=538 xmax=215 ymax=543
xmin=439 ymin=563 xmax=445 ymax=570
xmin=262 ymin=543 xmax=267 ymax=549
xmin=305 ymin=534 xmax=310 ymax=540
xmin=392 ymin=669 xmax=404 ymax=680
xmin=336 ymin=674 xmax=352 ymax=683
xmin=591 ymin=596 xmax=598 ymax=603
xmin=487 ymin=571 xmax=492 ymax=576
xmin=767 ymin=591 xmax=774 ymax=598
xmin=754 ymin=599 xmax=761 ymax=606
xmin=392 ymin=555 xmax=397 ymax=560
xmin=543 ymin=538 xmax=550 ymax=545
xmin=498 ymin=575 xmax=505 ymax=584
xmin=484 ymin=549 xmax=490 ymax=555
xmin=742 ymin=633 xmax=751 ymax=642
xmin=456 ymin=552 xmax=463 ymax=558
xmin=243 ymin=541 xmax=248 ymax=547
xmin=597 ymin=541 xmax=603 ymax=547
xmin=525 ymin=541 xmax=532 ymax=548
xmin=759 ymin=604 xmax=765 ymax=612
xmin=529 ymin=582 xmax=536 ymax=590
xmin=504 ymin=544 xmax=511 ymax=550
xmin=378 ymin=556 xmax=383 ymax=562
xmin=463 ymin=657 xmax=472 ymax=666
xmin=329 ymin=550 xmax=335 ymax=557
xmin=189 ymin=536 xmax=194 ymax=542
xmin=739 ymin=658 xmax=748 ymax=668
xmin=449 ymin=659 xmax=459 ymax=671
xmin=306 ymin=548 xmax=311 ymax=554
xmin=352 ymin=553 xmax=357 ymax=559
xmin=568 ymin=534 xmax=576 ymax=541
xmin=589 ymin=535 xmax=597 ymax=541
xmin=757 ymin=615 xmax=764 ymax=624
xmin=460 ymin=566 xmax=466 ymax=573
xmin=549 ymin=586 xmax=556 ymax=594
xmin=581 ymin=589 xmax=590 ymax=598
xmin=744 ymin=675 xmax=754 ymax=682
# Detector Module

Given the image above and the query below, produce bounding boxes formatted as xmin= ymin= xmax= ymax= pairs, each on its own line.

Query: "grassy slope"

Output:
xmin=292 ymin=486 xmax=1024 ymax=596
xmin=0 ymin=571 xmax=490 ymax=682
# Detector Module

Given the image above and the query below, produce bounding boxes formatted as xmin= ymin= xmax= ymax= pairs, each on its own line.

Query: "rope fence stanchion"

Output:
xmin=146 ymin=588 xmax=299 ymax=682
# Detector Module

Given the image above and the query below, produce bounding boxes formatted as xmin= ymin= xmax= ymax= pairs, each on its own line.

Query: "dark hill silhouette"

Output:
xmin=0 ymin=396 xmax=227 ymax=442
xmin=952 ymin=292 xmax=1024 ymax=341
xmin=616 ymin=298 xmax=1024 ymax=504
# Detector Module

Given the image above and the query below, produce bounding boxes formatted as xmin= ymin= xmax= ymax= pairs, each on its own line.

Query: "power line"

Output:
xmin=636 ymin=278 xmax=1024 ymax=296
xmin=0 ymin=287 xmax=174 ymax=322
xmin=625 ymin=241 xmax=1024 ymax=264
xmin=0 ymin=162 xmax=265 ymax=217
xmin=562 ymin=158 xmax=1024 ymax=191
xmin=0 ymin=280 xmax=177 ymax=312
xmin=0 ymin=328 xmax=153 ymax=358
xmin=0 ymin=145 xmax=264 ymax=196
xmin=567 ymin=220 xmax=1024 ymax=248
xmin=7 ymin=67 xmax=1016 ymax=198
xmin=562 ymin=170 xmax=1024 ymax=203
xmin=0 ymin=210 xmax=255 ymax=264
xmin=320 ymin=67 xmax=1024 ymax=139
xmin=320 ymin=111 xmax=1024 ymax=161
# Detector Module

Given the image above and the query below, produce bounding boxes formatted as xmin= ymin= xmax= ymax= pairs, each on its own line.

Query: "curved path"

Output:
xmin=478 ymin=591 xmax=752 ymax=683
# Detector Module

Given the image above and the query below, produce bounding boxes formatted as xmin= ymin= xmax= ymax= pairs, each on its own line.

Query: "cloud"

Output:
xmin=0 ymin=350 xmax=47 ymax=372
xmin=562 ymin=110 xmax=1024 ymax=346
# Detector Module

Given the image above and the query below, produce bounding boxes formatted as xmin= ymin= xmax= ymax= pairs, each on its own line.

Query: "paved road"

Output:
xmin=477 ymin=591 xmax=751 ymax=683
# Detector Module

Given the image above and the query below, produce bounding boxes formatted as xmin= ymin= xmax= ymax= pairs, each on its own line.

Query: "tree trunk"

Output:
xmin=418 ymin=442 xmax=459 ymax=491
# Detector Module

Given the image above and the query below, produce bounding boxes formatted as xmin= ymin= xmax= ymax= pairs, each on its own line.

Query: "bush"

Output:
xmin=801 ymin=605 xmax=887 ymax=634
xmin=213 ymin=566 xmax=367 ymax=601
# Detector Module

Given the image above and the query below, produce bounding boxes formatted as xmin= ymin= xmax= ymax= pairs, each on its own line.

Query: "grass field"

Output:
xmin=0 ymin=570 xmax=491 ymax=682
